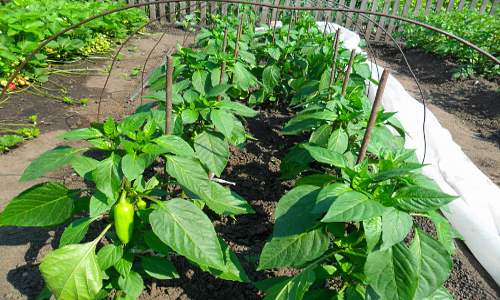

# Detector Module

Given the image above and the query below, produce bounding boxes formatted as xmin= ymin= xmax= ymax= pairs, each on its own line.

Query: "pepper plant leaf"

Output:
xmin=321 ymin=191 xmax=386 ymax=222
xmin=150 ymin=198 xmax=226 ymax=270
xmin=194 ymin=131 xmax=229 ymax=177
xmin=0 ymin=182 xmax=76 ymax=227
xmin=393 ymin=186 xmax=457 ymax=212
xmin=20 ymin=146 xmax=83 ymax=182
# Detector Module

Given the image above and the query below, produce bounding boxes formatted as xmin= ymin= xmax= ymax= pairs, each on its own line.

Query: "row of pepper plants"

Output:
xmin=0 ymin=7 xmax=458 ymax=300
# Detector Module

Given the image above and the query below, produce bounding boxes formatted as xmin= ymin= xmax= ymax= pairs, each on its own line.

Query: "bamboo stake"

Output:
xmin=341 ymin=49 xmax=356 ymax=96
xmin=328 ymin=28 xmax=341 ymax=99
xmin=356 ymin=70 xmax=390 ymax=164
xmin=165 ymin=55 xmax=174 ymax=134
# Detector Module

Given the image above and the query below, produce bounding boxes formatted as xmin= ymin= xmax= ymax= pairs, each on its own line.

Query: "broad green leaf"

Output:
xmin=327 ymin=128 xmax=348 ymax=154
xmin=192 ymin=70 xmax=209 ymax=95
xmin=421 ymin=287 xmax=453 ymax=300
xmin=194 ymin=131 xmax=229 ymax=177
xmin=280 ymin=145 xmax=314 ymax=179
xmin=114 ymin=254 xmax=133 ymax=276
xmin=368 ymin=126 xmax=404 ymax=155
xmin=302 ymin=144 xmax=346 ymax=168
xmin=166 ymin=155 xmax=208 ymax=188
xmin=118 ymin=113 xmax=149 ymax=134
xmin=295 ymin=174 xmax=336 ymax=187
xmin=103 ymin=116 xmax=116 ymax=136
xmin=381 ymin=208 xmax=413 ymax=249
xmin=59 ymin=128 xmax=103 ymax=140
xmin=150 ymin=199 xmax=225 ymax=270
xmin=313 ymin=183 xmax=351 ymax=214
xmin=141 ymin=256 xmax=179 ymax=280
xmin=264 ymin=269 xmax=316 ymax=300
xmin=233 ymin=62 xmax=258 ymax=90
xmin=153 ymin=134 xmax=195 ymax=157
xmin=206 ymin=84 xmax=231 ymax=97
xmin=220 ymin=100 xmax=258 ymax=117
xmin=59 ymin=217 xmax=94 ymax=247
xmin=20 ymin=146 xmax=82 ymax=182
xmin=181 ymin=109 xmax=199 ymax=124
xmin=273 ymin=185 xmax=321 ymax=237
xmin=97 ymin=244 xmax=123 ymax=270
xmin=40 ymin=237 xmax=103 ymax=300
xmin=259 ymin=227 xmax=329 ymax=270
xmin=70 ymin=155 xmax=99 ymax=178
xmin=206 ymin=238 xmax=250 ymax=282
xmin=121 ymin=152 xmax=149 ymax=181
xmin=0 ymin=182 xmax=75 ymax=227
xmin=90 ymin=153 xmax=121 ymax=200
xmin=211 ymin=109 xmax=234 ymax=139
xmin=89 ymin=191 xmax=115 ymax=217
xmin=410 ymin=229 xmax=452 ymax=299
xmin=394 ymin=186 xmax=457 ymax=212
xmin=282 ymin=111 xmax=337 ymax=135
xmin=321 ymin=191 xmax=385 ymax=222
xmin=262 ymin=64 xmax=281 ymax=92
xmin=365 ymin=243 xmax=418 ymax=300
xmin=364 ymin=217 xmax=382 ymax=252
xmin=309 ymin=124 xmax=332 ymax=146
xmin=353 ymin=63 xmax=371 ymax=79
xmin=196 ymin=181 xmax=254 ymax=215
xmin=144 ymin=231 xmax=170 ymax=255
xmin=428 ymin=211 xmax=457 ymax=254
xmin=118 ymin=270 xmax=143 ymax=299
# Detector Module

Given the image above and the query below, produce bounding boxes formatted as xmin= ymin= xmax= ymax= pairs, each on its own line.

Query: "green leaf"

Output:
xmin=192 ymin=70 xmax=209 ymax=95
xmin=282 ymin=111 xmax=337 ymax=135
xmin=301 ymin=144 xmax=346 ymax=168
xmin=194 ymin=131 xmax=229 ymax=177
xmin=153 ymin=134 xmax=195 ymax=157
xmin=309 ymin=124 xmax=332 ymax=146
xmin=393 ymin=186 xmax=457 ymax=212
xmin=20 ymin=146 xmax=82 ymax=182
xmin=0 ymin=182 xmax=75 ymax=227
xmin=421 ymin=287 xmax=453 ymax=300
xmin=204 ymin=238 xmax=250 ymax=282
xmin=273 ymin=185 xmax=321 ymax=237
xmin=59 ymin=128 xmax=103 ymax=140
xmin=321 ymin=191 xmax=386 ymax=222
xmin=206 ymin=84 xmax=231 ymax=97
xmin=150 ymin=199 xmax=225 ymax=270
xmin=181 ymin=109 xmax=199 ymax=124
xmin=264 ymin=269 xmax=316 ymax=300
xmin=141 ymin=256 xmax=179 ymax=280
xmin=262 ymin=64 xmax=281 ymax=92
xmin=89 ymin=191 xmax=115 ymax=217
xmin=40 ymin=237 xmax=103 ymax=300
xmin=295 ymin=174 xmax=336 ymax=187
xmin=365 ymin=243 xmax=418 ymax=300
xmin=121 ymin=152 xmax=149 ymax=181
xmin=233 ymin=62 xmax=258 ymax=90
xmin=259 ymin=227 xmax=329 ymax=270
xmin=428 ymin=211 xmax=457 ymax=254
xmin=118 ymin=270 xmax=144 ymax=299
xmin=220 ymin=100 xmax=258 ymax=117
xmin=368 ymin=126 xmax=404 ymax=155
xmin=59 ymin=217 xmax=94 ymax=247
xmin=364 ymin=217 xmax=382 ymax=252
xmin=166 ymin=155 xmax=208 ymax=188
xmin=410 ymin=229 xmax=452 ymax=299
xmin=327 ymin=128 xmax=348 ymax=154
xmin=103 ymin=116 xmax=116 ymax=136
xmin=381 ymin=208 xmax=413 ymax=249
xmin=313 ymin=183 xmax=351 ymax=214
xmin=90 ymin=153 xmax=122 ymax=200
xmin=353 ymin=63 xmax=371 ymax=79
xmin=196 ymin=181 xmax=254 ymax=215
xmin=70 ymin=156 xmax=99 ymax=178
xmin=97 ymin=244 xmax=123 ymax=271
xmin=211 ymin=109 xmax=234 ymax=139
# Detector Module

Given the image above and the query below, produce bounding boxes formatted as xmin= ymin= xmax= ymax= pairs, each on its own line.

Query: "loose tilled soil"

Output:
xmin=0 ymin=36 xmax=499 ymax=299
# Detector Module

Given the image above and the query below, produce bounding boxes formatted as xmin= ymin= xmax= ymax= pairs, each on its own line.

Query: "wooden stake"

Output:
xmin=271 ymin=8 xmax=280 ymax=44
xmin=341 ymin=49 xmax=356 ymax=96
xmin=233 ymin=16 xmax=244 ymax=61
xmin=165 ymin=55 xmax=174 ymax=134
xmin=328 ymin=28 xmax=341 ymax=99
xmin=356 ymin=70 xmax=390 ymax=164
xmin=217 ymin=27 xmax=228 ymax=101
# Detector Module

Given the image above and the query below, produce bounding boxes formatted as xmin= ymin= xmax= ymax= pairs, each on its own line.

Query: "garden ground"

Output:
xmin=0 ymin=32 xmax=498 ymax=299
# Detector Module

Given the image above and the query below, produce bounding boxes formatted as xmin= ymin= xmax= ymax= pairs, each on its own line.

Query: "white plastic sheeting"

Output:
xmin=257 ymin=20 xmax=500 ymax=284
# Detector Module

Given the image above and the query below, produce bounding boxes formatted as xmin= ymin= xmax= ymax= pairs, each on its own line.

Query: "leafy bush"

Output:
xmin=0 ymin=0 xmax=147 ymax=83
xmin=399 ymin=10 xmax=500 ymax=78
xmin=0 ymin=8 xmax=458 ymax=300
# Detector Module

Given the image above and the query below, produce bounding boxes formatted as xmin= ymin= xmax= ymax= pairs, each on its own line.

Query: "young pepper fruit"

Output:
xmin=113 ymin=190 xmax=134 ymax=244
xmin=136 ymin=196 xmax=147 ymax=210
